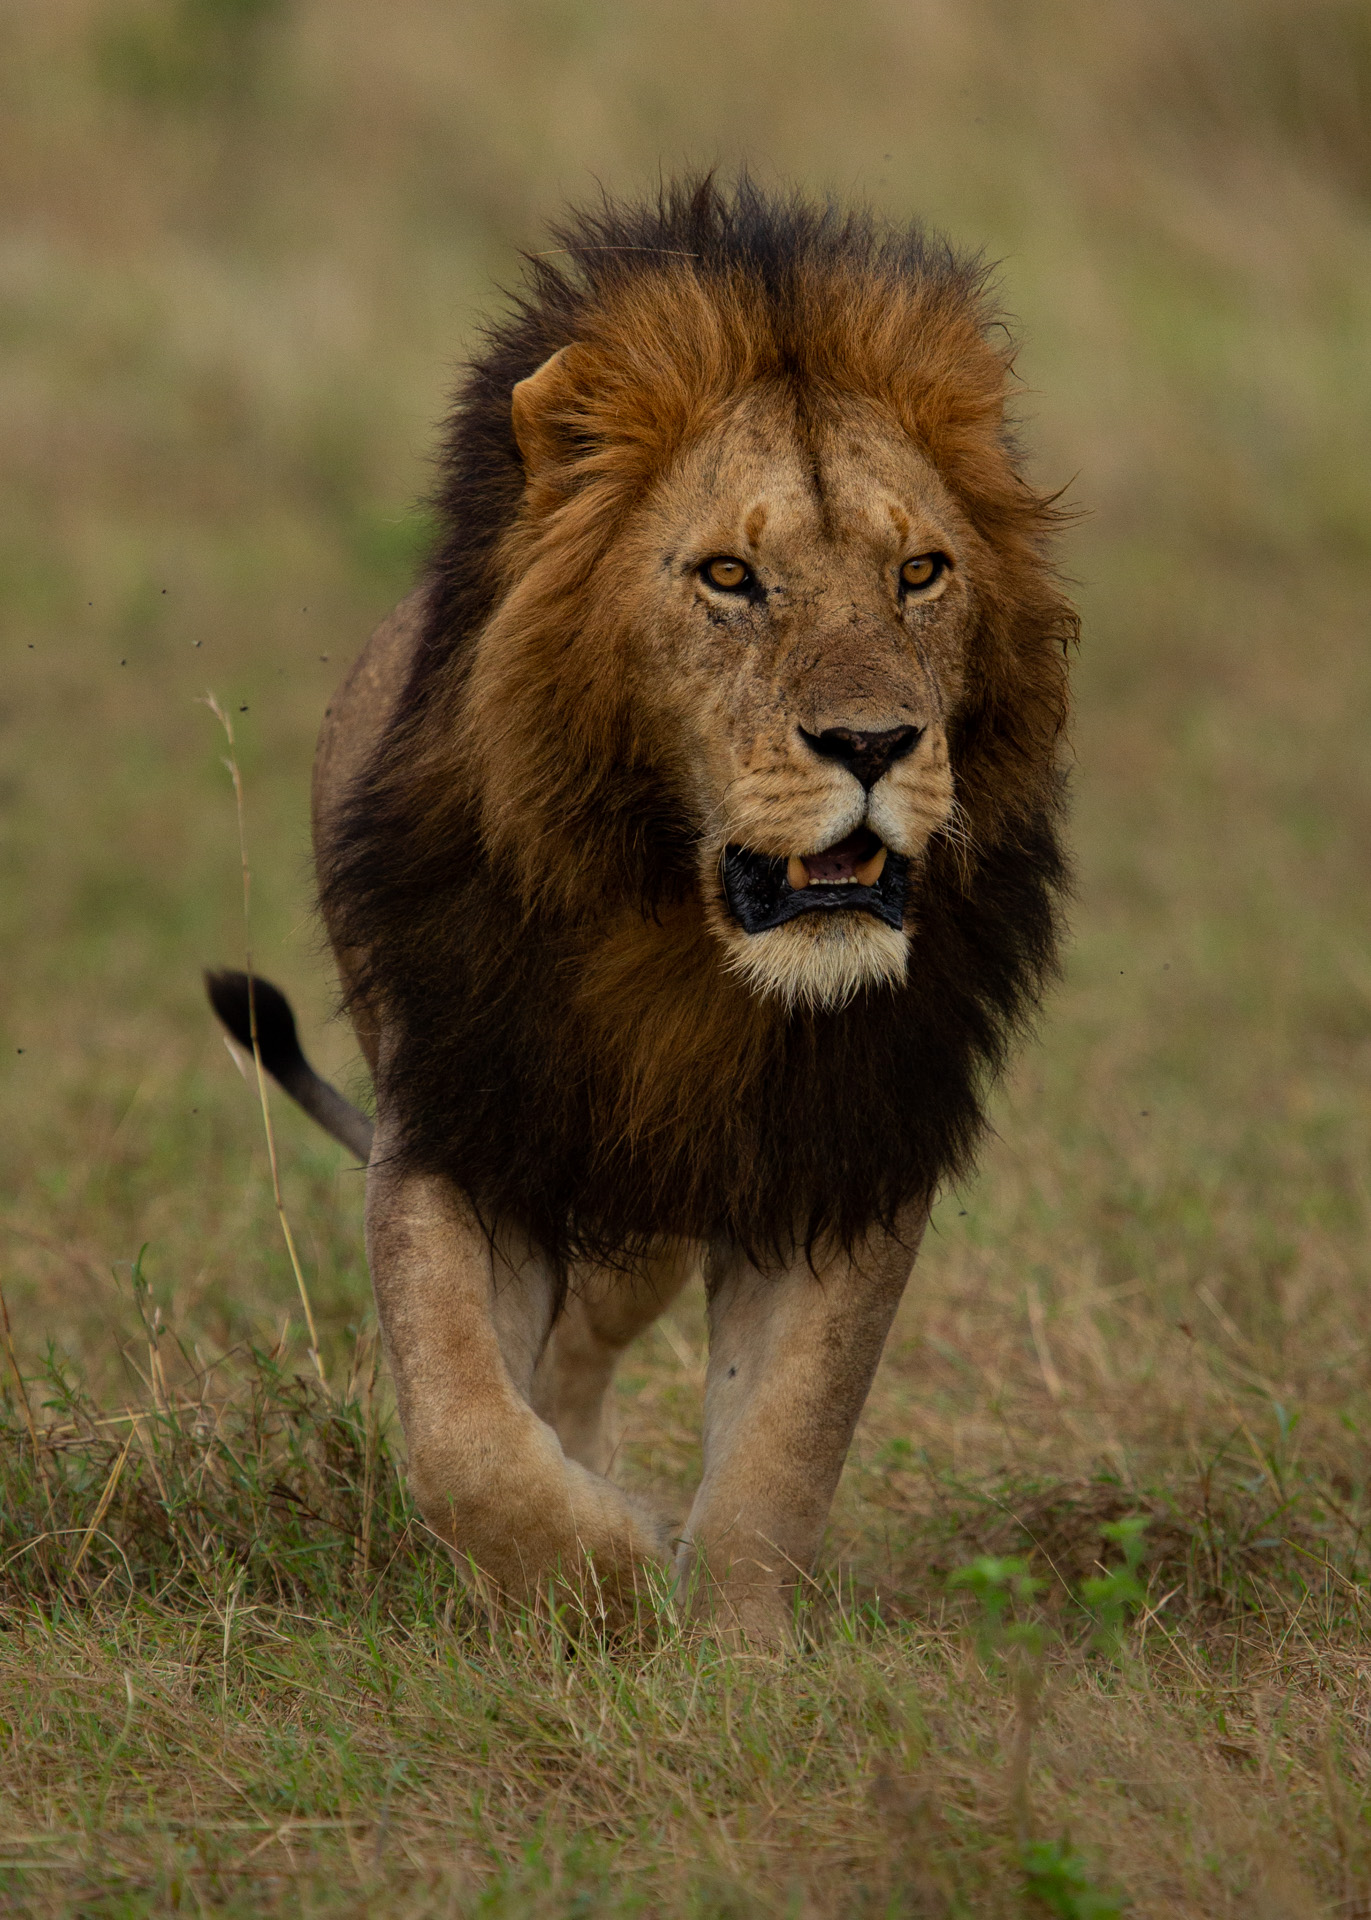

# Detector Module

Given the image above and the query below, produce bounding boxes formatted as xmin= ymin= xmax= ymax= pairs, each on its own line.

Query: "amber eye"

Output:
xmin=900 ymin=553 xmax=946 ymax=592
xmin=701 ymin=556 xmax=752 ymax=592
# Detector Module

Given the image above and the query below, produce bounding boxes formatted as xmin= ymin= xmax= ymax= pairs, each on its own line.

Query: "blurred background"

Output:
xmin=2 ymin=1 xmax=1369 ymax=1481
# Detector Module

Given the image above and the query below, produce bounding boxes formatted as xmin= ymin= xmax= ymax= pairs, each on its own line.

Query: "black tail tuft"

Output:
xmin=205 ymin=967 xmax=375 ymax=1160
xmin=204 ymin=969 xmax=307 ymax=1082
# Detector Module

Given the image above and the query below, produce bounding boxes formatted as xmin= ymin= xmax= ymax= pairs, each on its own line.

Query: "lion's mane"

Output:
xmin=322 ymin=177 xmax=1075 ymax=1287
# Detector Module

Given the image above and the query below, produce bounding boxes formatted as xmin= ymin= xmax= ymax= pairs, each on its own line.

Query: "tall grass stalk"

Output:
xmin=201 ymin=691 xmax=325 ymax=1387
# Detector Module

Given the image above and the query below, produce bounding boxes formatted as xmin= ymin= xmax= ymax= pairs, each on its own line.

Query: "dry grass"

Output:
xmin=2 ymin=1 xmax=1371 ymax=1912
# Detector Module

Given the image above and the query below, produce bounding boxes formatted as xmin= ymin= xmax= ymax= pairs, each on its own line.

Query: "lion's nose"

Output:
xmin=799 ymin=724 xmax=923 ymax=790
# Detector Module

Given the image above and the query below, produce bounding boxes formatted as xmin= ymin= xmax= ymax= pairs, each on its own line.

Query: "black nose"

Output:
xmin=799 ymin=724 xmax=923 ymax=790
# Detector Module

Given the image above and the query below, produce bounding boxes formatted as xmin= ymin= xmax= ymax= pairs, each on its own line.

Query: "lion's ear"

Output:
xmin=510 ymin=346 xmax=582 ymax=476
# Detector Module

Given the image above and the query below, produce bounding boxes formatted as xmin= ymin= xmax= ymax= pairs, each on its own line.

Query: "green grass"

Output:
xmin=3 ymin=0 xmax=1371 ymax=1911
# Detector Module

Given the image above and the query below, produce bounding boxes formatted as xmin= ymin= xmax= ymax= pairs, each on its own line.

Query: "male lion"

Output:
xmin=208 ymin=179 xmax=1074 ymax=1644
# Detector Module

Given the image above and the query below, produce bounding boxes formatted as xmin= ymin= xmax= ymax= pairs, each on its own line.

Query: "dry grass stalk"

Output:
xmin=200 ymin=691 xmax=326 ymax=1389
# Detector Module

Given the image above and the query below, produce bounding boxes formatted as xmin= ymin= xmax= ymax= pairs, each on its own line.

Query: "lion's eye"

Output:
xmin=701 ymin=556 xmax=752 ymax=593
xmin=900 ymin=553 xmax=946 ymax=593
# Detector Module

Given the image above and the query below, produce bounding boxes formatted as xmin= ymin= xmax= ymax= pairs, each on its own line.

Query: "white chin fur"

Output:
xmin=723 ymin=914 xmax=909 ymax=1012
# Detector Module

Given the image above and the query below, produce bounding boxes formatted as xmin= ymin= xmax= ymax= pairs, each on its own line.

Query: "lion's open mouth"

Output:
xmin=721 ymin=828 xmax=908 ymax=935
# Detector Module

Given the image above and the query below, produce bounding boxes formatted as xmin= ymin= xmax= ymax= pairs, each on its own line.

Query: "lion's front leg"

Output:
xmin=677 ymin=1213 xmax=925 ymax=1645
xmin=365 ymin=1126 xmax=670 ymax=1619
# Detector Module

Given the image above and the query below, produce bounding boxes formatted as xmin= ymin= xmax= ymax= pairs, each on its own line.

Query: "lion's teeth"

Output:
xmin=854 ymin=845 xmax=888 ymax=887
xmin=786 ymin=855 xmax=810 ymax=890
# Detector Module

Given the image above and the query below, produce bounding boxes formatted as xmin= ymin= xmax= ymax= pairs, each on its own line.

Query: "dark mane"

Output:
xmin=321 ymin=175 xmax=1074 ymax=1289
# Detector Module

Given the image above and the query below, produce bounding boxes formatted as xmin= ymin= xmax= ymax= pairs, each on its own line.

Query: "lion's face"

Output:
xmin=591 ymin=386 xmax=970 ymax=1009
xmin=466 ymin=291 xmax=1067 ymax=1022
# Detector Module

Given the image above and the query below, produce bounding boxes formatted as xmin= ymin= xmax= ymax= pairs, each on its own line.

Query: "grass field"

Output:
xmin=3 ymin=1 xmax=1371 ymax=1912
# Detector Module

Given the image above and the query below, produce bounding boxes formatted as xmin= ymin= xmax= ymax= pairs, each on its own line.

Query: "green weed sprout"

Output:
xmin=1080 ymin=1517 xmax=1150 ymax=1658
xmin=950 ymin=1559 xmax=1128 ymax=1912
xmin=948 ymin=1555 xmax=1043 ymax=1662
xmin=1021 ymin=1837 xmax=1125 ymax=1919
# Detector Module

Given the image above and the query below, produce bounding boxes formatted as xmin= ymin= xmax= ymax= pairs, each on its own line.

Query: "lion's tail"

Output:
xmin=204 ymin=969 xmax=374 ymax=1163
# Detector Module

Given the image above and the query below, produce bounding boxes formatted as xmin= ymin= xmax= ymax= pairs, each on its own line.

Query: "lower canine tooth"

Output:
xmin=854 ymin=845 xmax=888 ymax=886
xmin=786 ymin=855 xmax=809 ymax=890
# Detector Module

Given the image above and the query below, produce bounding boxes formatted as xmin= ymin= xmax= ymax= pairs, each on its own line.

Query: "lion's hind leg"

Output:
xmin=531 ymin=1242 xmax=698 ymax=1474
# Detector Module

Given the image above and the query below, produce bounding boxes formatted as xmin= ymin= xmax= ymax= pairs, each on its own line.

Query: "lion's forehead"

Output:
xmin=651 ymin=391 xmax=960 ymax=573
